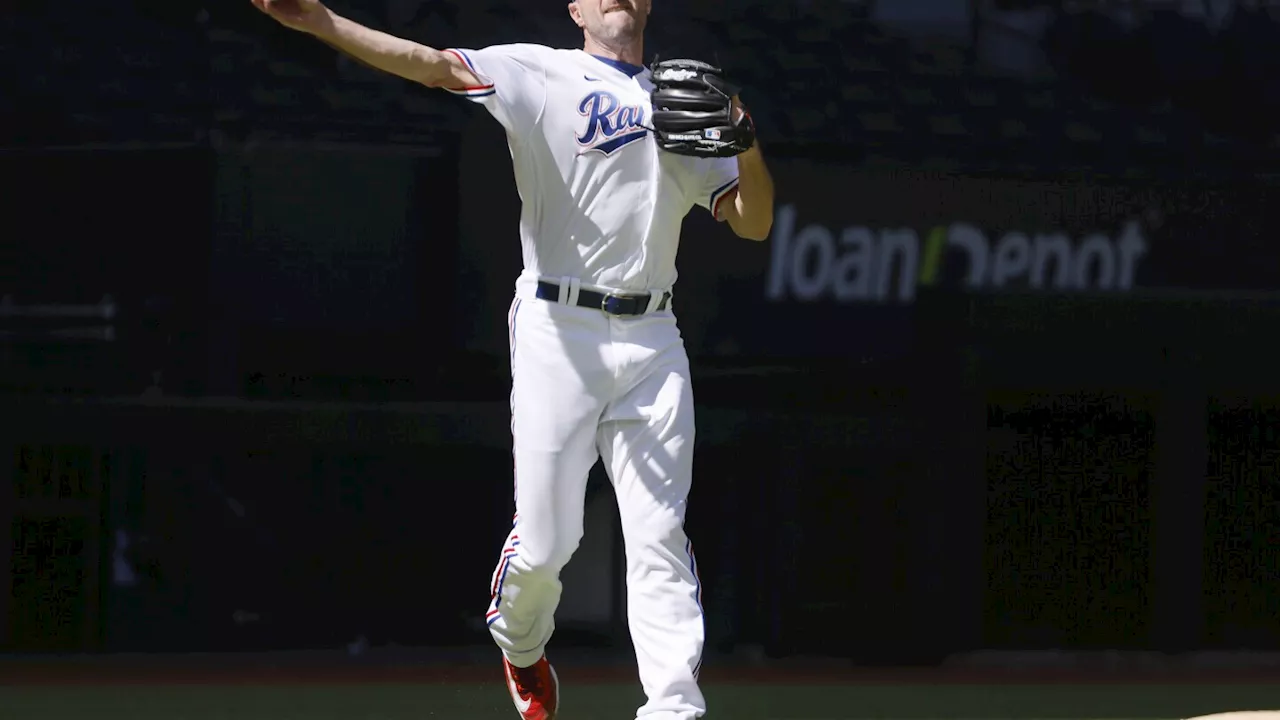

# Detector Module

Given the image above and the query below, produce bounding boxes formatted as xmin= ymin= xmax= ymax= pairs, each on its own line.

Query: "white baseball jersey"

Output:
xmin=444 ymin=44 xmax=741 ymax=294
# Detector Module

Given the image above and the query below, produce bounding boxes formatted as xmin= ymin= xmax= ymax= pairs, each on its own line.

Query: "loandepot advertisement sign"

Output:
xmin=765 ymin=204 xmax=1149 ymax=304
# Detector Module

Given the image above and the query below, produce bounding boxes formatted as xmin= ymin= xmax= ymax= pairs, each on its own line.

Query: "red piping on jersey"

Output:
xmin=712 ymin=180 xmax=740 ymax=220
xmin=442 ymin=49 xmax=494 ymax=94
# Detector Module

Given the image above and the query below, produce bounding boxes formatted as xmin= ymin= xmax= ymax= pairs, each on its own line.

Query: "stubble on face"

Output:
xmin=576 ymin=0 xmax=648 ymax=47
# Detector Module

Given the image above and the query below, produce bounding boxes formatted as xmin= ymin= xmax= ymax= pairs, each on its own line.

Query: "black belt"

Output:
xmin=536 ymin=280 xmax=670 ymax=316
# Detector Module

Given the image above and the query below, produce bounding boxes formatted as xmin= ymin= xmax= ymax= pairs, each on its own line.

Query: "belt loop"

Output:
xmin=555 ymin=278 xmax=569 ymax=305
xmin=564 ymin=277 xmax=582 ymax=308
xmin=646 ymin=288 xmax=671 ymax=314
xmin=644 ymin=290 xmax=661 ymax=315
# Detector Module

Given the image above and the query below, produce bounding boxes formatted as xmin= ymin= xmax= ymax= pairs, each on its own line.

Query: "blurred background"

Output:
xmin=2 ymin=0 xmax=1280 ymax=686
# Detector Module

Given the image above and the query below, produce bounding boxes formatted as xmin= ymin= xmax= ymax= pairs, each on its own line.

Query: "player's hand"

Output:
xmin=251 ymin=0 xmax=332 ymax=35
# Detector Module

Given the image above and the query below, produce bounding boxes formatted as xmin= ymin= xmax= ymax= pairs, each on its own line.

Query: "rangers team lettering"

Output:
xmin=577 ymin=90 xmax=649 ymax=155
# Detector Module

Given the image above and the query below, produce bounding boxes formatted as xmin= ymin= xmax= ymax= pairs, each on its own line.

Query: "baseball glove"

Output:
xmin=649 ymin=59 xmax=756 ymax=158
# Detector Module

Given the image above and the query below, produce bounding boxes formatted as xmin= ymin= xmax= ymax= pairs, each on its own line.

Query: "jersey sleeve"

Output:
xmin=442 ymin=44 xmax=548 ymax=136
xmin=696 ymin=156 xmax=741 ymax=222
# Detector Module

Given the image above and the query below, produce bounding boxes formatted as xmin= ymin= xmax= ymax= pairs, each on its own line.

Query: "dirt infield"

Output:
xmin=5 ymin=651 xmax=1280 ymax=687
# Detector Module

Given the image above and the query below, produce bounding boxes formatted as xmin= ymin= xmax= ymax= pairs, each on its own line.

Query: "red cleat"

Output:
xmin=503 ymin=655 xmax=560 ymax=720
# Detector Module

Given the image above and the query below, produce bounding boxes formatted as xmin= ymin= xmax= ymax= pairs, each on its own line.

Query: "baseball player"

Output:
xmin=251 ymin=1 xmax=775 ymax=717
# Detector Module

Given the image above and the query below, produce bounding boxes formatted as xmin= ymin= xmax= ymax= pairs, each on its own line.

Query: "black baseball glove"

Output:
xmin=649 ymin=59 xmax=756 ymax=158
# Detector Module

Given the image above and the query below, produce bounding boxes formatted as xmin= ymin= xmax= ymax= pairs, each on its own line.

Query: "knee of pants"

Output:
xmin=623 ymin=513 xmax=687 ymax=558
xmin=519 ymin=528 xmax=584 ymax=576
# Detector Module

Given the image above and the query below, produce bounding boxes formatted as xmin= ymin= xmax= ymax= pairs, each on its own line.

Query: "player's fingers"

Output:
xmin=250 ymin=0 xmax=268 ymax=13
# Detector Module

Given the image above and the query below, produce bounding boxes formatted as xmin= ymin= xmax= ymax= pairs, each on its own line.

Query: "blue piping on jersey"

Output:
xmin=591 ymin=54 xmax=645 ymax=77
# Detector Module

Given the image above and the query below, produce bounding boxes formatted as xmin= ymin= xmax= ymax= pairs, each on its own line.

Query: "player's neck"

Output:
xmin=582 ymin=36 xmax=644 ymax=68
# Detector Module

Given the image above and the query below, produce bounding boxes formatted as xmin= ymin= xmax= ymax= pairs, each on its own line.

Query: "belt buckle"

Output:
xmin=601 ymin=292 xmax=643 ymax=316
xmin=601 ymin=293 xmax=624 ymax=316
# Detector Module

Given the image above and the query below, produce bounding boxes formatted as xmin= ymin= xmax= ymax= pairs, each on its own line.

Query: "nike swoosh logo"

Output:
xmin=584 ymin=75 xmax=602 ymax=82
xmin=507 ymin=670 xmax=532 ymax=713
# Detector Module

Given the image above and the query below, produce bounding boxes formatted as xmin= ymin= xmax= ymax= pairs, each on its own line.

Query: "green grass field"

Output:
xmin=3 ymin=682 xmax=1279 ymax=720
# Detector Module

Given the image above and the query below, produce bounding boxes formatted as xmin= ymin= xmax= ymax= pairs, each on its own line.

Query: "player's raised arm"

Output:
xmin=250 ymin=0 xmax=478 ymax=90
xmin=721 ymin=135 xmax=775 ymax=242
xmin=649 ymin=60 xmax=775 ymax=241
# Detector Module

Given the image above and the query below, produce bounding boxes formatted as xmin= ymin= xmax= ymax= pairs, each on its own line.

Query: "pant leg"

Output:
xmin=598 ymin=315 xmax=706 ymax=720
xmin=486 ymin=297 xmax=610 ymax=668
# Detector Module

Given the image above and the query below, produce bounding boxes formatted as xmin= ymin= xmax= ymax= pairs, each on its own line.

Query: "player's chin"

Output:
xmin=602 ymin=12 xmax=642 ymax=35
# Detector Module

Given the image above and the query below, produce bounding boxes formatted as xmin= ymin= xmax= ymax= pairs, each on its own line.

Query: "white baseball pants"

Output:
xmin=485 ymin=278 xmax=706 ymax=720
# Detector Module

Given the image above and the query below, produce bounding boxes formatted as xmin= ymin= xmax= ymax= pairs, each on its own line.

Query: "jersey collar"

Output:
xmin=589 ymin=54 xmax=646 ymax=78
